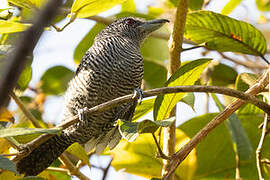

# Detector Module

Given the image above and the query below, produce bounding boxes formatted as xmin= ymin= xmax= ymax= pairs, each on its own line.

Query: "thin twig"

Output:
xmin=152 ymin=133 xmax=170 ymax=160
xmin=15 ymin=84 xmax=270 ymax=162
xmin=182 ymin=45 xmax=204 ymax=52
xmin=256 ymin=115 xmax=269 ymax=180
xmin=9 ymin=91 xmax=41 ymax=128
xmin=102 ymin=158 xmax=113 ymax=180
xmin=59 ymin=153 xmax=90 ymax=180
xmin=0 ymin=153 xmax=19 ymax=156
xmin=162 ymin=70 xmax=269 ymax=179
xmin=46 ymin=167 xmax=69 ymax=173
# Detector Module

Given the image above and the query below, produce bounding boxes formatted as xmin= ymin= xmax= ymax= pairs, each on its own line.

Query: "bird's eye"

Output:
xmin=126 ymin=19 xmax=136 ymax=26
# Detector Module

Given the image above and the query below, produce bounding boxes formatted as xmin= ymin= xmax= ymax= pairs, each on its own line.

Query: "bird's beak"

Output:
xmin=138 ymin=19 xmax=169 ymax=34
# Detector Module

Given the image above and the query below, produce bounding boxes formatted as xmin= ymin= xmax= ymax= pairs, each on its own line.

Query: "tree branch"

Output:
xmin=162 ymin=70 xmax=269 ymax=179
xmin=15 ymin=84 xmax=270 ymax=162
xmin=0 ymin=0 xmax=63 ymax=107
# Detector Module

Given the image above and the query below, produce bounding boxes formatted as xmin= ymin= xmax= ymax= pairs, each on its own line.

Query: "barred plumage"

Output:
xmin=16 ymin=17 xmax=169 ymax=176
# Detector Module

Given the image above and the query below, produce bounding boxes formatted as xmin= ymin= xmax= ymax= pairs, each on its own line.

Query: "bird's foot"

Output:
xmin=133 ymin=88 xmax=144 ymax=104
xmin=78 ymin=107 xmax=88 ymax=122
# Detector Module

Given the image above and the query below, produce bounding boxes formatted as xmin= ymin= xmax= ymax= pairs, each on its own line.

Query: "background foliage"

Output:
xmin=0 ymin=0 xmax=270 ymax=179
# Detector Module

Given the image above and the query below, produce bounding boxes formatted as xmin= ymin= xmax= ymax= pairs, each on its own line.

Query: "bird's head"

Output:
xmin=96 ymin=17 xmax=169 ymax=44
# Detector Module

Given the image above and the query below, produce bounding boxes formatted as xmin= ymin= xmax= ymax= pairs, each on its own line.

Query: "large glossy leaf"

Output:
xmin=121 ymin=0 xmax=136 ymax=12
xmin=74 ymin=23 xmax=105 ymax=64
xmin=212 ymin=94 xmax=253 ymax=160
xmin=40 ymin=66 xmax=74 ymax=95
xmin=0 ymin=127 xmax=60 ymax=138
xmin=0 ymin=20 xmax=31 ymax=33
xmin=154 ymin=59 xmax=211 ymax=120
xmin=221 ymin=0 xmax=242 ymax=15
xmin=71 ymin=0 xmax=125 ymax=18
xmin=185 ymin=11 xmax=267 ymax=56
xmin=144 ymin=60 xmax=167 ymax=89
xmin=0 ymin=155 xmax=18 ymax=174
xmin=109 ymin=129 xmax=197 ymax=180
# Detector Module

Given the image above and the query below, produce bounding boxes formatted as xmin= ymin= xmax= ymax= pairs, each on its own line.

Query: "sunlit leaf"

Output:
xmin=137 ymin=117 xmax=175 ymax=134
xmin=8 ymin=0 xmax=45 ymax=9
xmin=0 ymin=155 xmax=18 ymax=174
xmin=74 ymin=23 xmax=105 ymax=64
xmin=66 ymin=143 xmax=90 ymax=167
xmin=256 ymin=0 xmax=270 ymax=11
xmin=71 ymin=0 xmax=125 ymax=18
xmin=121 ymin=0 xmax=136 ymax=12
xmin=221 ymin=0 xmax=242 ymax=15
xmin=109 ymin=129 xmax=196 ymax=179
xmin=0 ymin=127 xmax=61 ymax=138
xmin=40 ymin=66 xmax=74 ymax=95
xmin=185 ymin=11 xmax=267 ymax=56
xmin=154 ymin=59 xmax=211 ymax=120
xmin=0 ymin=107 xmax=14 ymax=123
xmin=133 ymin=98 xmax=155 ymax=121
xmin=0 ymin=20 xmax=31 ymax=33
xmin=169 ymin=0 xmax=203 ymax=10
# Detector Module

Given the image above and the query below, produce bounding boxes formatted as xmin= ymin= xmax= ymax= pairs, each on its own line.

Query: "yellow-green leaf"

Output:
xmin=0 ymin=20 xmax=31 ymax=34
xmin=221 ymin=0 xmax=242 ymax=15
xmin=66 ymin=143 xmax=90 ymax=167
xmin=109 ymin=129 xmax=197 ymax=179
xmin=154 ymin=59 xmax=211 ymax=120
xmin=71 ymin=0 xmax=126 ymax=18
xmin=8 ymin=0 xmax=45 ymax=9
xmin=0 ymin=107 xmax=14 ymax=123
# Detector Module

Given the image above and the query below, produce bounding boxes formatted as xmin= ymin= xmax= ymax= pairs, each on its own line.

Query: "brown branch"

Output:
xmin=162 ymin=70 xmax=269 ymax=179
xmin=9 ymin=91 xmax=41 ymax=128
xmin=15 ymin=83 xmax=270 ymax=167
xmin=152 ymin=134 xmax=170 ymax=160
xmin=0 ymin=0 xmax=63 ymax=107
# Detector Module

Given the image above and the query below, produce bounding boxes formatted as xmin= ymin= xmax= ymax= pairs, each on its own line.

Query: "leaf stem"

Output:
xmin=152 ymin=133 xmax=171 ymax=160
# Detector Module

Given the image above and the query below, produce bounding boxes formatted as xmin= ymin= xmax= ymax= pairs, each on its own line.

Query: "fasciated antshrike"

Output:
xmin=16 ymin=17 xmax=169 ymax=176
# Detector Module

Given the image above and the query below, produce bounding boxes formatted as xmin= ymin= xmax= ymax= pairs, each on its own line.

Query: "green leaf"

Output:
xmin=185 ymin=11 xmax=267 ymax=56
xmin=74 ymin=23 xmax=106 ymax=64
xmin=109 ymin=129 xmax=197 ymax=180
xmin=210 ymin=63 xmax=237 ymax=86
xmin=235 ymin=73 xmax=258 ymax=92
xmin=0 ymin=155 xmax=18 ymax=174
xmin=221 ymin=0 xmax=242 ymax=15
xmin=143 ymin=60 xmax=167 ymax=89
xmin=211 ymin=94 xmax=253 ymax=160
xmin=0 ymin=20 xmax=31 ymax=33
xmin=40 ymin=66 xmax=74 ymax=95
xmin=0 ymin=127 xmax=61 ymax=138
xmin=71 ymin=0 xmax=126 ymax=18
xmin=256 ymin=0 xmax=270 ymax=11
xmin=154 ymin=59 xmax=211 ymax=120
xmin=66 ymin=143 xmax=90 ymax=167
xmin=141 ymin=36 xmax=169 ymax=62
xmin=133 ymin=98 xmax=155 ymax=121
xmin=121 ymin=0 xmax=136 ymax=12
xmin=8 ymin=0 xmax=45 ymax=9
xmin=21 ymin=177 xmax=45 ymax=180
xmin=119 ymin=120 xmax=138 ymax=142
xmin=180 ymin=92 xmax=195 ymax=110
xmin=137 ymin=117 xmax=175 ymax=134
xmin=17 ymin=64 xmax=32 ymax=91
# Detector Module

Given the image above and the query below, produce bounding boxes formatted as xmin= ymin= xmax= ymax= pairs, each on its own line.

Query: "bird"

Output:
xmin=16 ymin=17 xmax=169 ymax=176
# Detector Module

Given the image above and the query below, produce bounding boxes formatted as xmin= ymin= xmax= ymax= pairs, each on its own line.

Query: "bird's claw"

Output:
xmin=78 ymin=107 xmax=88 ymax=122
xmin=133 ymin=88 xmax=144 ymax=104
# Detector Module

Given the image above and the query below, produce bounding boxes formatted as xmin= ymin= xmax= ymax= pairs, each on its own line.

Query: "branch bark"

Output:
xmin=162 ymin=70 xmax=269 ymax=179
xmin=15 ymin=84 xmax=270 ymax=162
xmin=163 ymin=0 xmax=189 ymax=179
xmin=0 ymin=0 xmax=63 ymax=107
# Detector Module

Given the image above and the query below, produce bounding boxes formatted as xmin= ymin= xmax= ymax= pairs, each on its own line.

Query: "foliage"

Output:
xmin=0 ymin=0 xmax=269 ymax=179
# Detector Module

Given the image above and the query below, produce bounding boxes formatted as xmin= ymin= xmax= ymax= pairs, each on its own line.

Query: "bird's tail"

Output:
xmin=16 ymin=133 xmax=73 ymax=176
